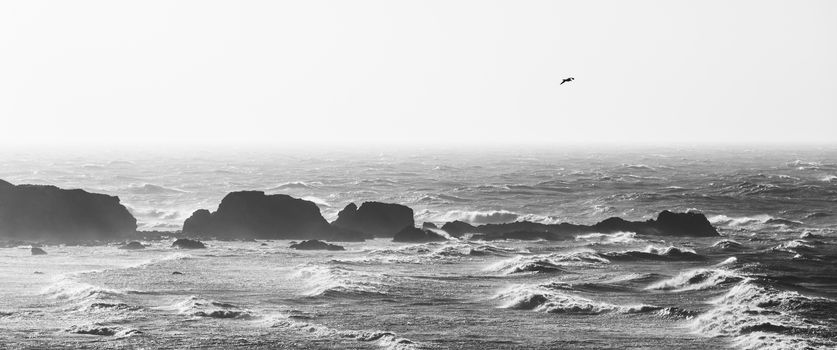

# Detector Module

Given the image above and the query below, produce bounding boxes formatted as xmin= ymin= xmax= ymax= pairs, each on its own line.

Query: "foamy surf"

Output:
xmin=494 ymin=283 xmax=660 ymax=315
xmin=691 ymin=280 xmax=837 ymax=349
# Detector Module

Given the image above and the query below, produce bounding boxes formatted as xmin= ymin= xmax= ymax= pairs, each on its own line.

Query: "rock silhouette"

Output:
xmin=172 ymin=238 xmax=206 ymax=249
xmin=31 ymin=247 xmax=48 ymax=255
xmin=182 ymin=191 xmax=365 ymax=241
xmin=289 ymin=240 xmax=345 ymax=251
xmin=443 ymin=210 xmax=718 ymax=240
xmin=331 ymin=202 xmax=415 ymax=237
xmin=0 ymin=179 xmax=136 ymax=241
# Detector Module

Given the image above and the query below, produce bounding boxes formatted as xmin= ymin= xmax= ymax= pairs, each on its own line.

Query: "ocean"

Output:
xmin=1 ymin=145 xmax=836 ymax=349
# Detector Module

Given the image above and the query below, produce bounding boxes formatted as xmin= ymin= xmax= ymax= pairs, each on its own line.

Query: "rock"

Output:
xmin=31 ymin=247 xmax=47 ymax=255
xmin=118 ymin=241 xmax=145 ymax=250
xmin=652 ymin=210 xmax=719 ymax=236
xmin=393 ymin=226 xmax=447 ymax=242
xmin=442 ymin=210 xmax=719 ymax=240
xmin=289 ymin=240 xmax=345 ymax=251
xmin=422 ymin=222 xmax=438 ymax=229
xmin=182 ymin=191 xmax=364 ymax=241
xmin=440 ymin=221 xmax=478 ymax=238
xmin=172 ymin=271 xmax=183 ymax=275
xmin=171 ymin=238 xmax=206 ymax=249
xmin=260 ymin=243 xmax=268 ymax=246
xmin=0 ymin=179 xmax=137 ymax=241
xmin=331 ymin=202 xmax=415 ymax=237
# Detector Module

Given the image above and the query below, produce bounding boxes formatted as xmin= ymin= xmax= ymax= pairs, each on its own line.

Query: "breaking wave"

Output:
xmin=645 ymin=268 xmax=743 ymax=292
xmin=292 ymin=264 xmax=394 ymax=297
xmin=494 ymin=283 xmax=659 ymax=315
xmin=603 ymin=245 xmax=704 ymax=261
xmin=692 ymin=279 xmax=837 ymax=349
xmin=158 ymin=295 xmax=253 ymax=319
xmin=486 ymin=251 xmax=610 ymax=275
xmin=264 ymin=313 xmax=418 ymax=350
xmin=575 ymin=231 xmax=641 ymax=245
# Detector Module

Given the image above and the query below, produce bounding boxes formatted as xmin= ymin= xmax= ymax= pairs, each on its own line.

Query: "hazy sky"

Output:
xmin=1 ymin=1 xmax=835 ymax=147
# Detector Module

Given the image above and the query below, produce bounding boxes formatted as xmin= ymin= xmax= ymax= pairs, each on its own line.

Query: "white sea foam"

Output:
xmin=575 ymin=231 xmax=641 ymax=245
xmin=264 ymin=313 xmax=418 ymax=350
xmin=486 ymin=251 xmax=609 ymax=275
xmin=692 ymin=280 xmax=837 ymax=350
xmin=494 ymin=284 xmax=658 ymax=314
xmin=292 ymin=264 xmax=393 ymax=297
xmin=645 ymin=268 xmax=742 ymax=292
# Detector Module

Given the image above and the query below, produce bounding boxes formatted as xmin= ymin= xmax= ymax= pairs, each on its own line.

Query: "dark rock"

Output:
xmin=289 ymin=240 xmax=345 ymax=251
xmin=0 ymin=179 xmax=137 ymax=241
xmin=392 ymin=226 xmax=447 ymax=243
xmin=442 ymin=210 xmax=718 ymax=240
xmin=118 ymin=241 xmax=145 ymax=250
xmin=422 ymin=222 xmax=438 ymax=229
xmin=31 ymin=247 xmax=47 ymax=255
xmin=331 ymin=202 xmax=414 ymax=237
xmin=172 ymin=271 xmax=183 ymax=275
xmin=440 ymin=221 xmax=478 ymax=238
xmin=260 ymin=243 xmax=268 ymax=246
xmin=182 ymin=191 xmax=364 ymax=241
xmin=652 ymin=210 xmax=719 ymax=236
xmin=171 ymin=238 xmax=206 ymax=249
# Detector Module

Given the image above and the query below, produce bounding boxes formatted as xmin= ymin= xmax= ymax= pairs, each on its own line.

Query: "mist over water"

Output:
xmin=1 ymin=146 xmax=836 ymax=349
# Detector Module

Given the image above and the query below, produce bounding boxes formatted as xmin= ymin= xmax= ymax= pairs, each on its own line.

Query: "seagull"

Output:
xmin=560 ymin=77 xmax=574 ymax=85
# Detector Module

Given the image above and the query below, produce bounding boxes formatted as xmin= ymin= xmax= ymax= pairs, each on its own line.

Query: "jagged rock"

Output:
xmin=652 ymin=210 xmax=719 ymax=236
xmin=442 ymin=210 xmax=719 ymax=240
xmin=332 ymin=202 xmax=415 ymax=237
xmin=31 ymin=247 xmax=47 ymax=255
xmin=393 ymin=226 xmax=447 ymax=242
xmin=118 ymin=241 xmax=145 ymax=250
xmin=182 ymin=191 xmax=365 ymax=241
xmin=171 ymin=238 xmax=206 ymax=249
xmin=289 ymin=240 xmax=345 ymax=251
xmin=440 ymin=221 xmax=478 ymax=238
xmin=0 ymin=179 xmax=137 ymax=241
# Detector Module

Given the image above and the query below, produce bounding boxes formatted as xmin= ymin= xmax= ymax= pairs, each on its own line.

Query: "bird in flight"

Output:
xmin=560 ymin=77 xmax=574 ymax=85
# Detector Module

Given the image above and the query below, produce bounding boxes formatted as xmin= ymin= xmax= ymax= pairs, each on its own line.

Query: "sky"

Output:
xmin=1 ymin=1 xmax=835 ymax=148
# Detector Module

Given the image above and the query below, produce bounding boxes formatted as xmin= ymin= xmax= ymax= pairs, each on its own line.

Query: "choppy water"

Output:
xmin=1 ymin=146 xmax=836 ymax=349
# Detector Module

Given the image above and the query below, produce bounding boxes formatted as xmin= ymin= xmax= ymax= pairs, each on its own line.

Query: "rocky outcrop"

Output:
xmin=331 ymin=202 xmax=414 ymax=237
xmin=440 ymin=221 xmax=477 ymax=238
xmin=119 ymin=241 xmax=146 ymax=250
xmin=443 ymin=211 xmax=719 ymax=241
xmin=31 ymin=247 xmax=47 ymax=255
xmin=0 ymin=179 xmax=137 ymax=241
xmin=182 ymin=191 xmax=366 ymax=241
xmin=289 ymin=240 xmax=345 ymax=251
xmin=172 ymin=238 xmax=206 ymax=249
xmin=422 ymin=222 xmax=438 ymax=229
xmin=392 ymin=226 xmax=447 ymax=243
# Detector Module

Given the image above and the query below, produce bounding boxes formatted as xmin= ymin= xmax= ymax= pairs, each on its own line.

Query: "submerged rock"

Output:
xmin=118 ymin=241 xmax=145 ymax=250
xmin=182 ymin=191 xmax=364 ymax=241
xmin=289 ymin=240 xmax=345 ymax=251
xmin=393 ymin=226 xmax=447 ymax=242
xmin=171 ymin=238 xmax=206 ymax=249
xmin=331 ymin=202 xmax=415 ymax=237
xmin=0 ymin=179 xmax=137 ymax=241
xmin=31 ymin=247 xmax=47 ymax=255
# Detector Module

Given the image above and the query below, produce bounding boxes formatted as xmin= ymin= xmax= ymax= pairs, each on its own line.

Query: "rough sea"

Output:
xmin=1 ymin=145 xmax=836 ymax=349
